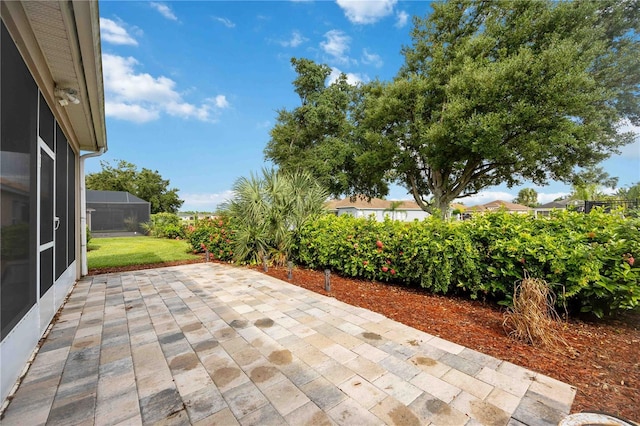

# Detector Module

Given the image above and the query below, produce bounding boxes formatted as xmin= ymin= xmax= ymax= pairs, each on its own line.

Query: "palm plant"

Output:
xmin=225 ymin=168 xmax=328 ymax=265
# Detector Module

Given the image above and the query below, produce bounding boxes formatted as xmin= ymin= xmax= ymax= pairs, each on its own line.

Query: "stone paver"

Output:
xmin=1 ymin=263 xmax=576 ymax=425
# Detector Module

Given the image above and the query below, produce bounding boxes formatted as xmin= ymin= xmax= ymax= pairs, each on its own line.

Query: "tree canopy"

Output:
xmin=513 ymin=188 xmax=539 ymax=207
xmin=617 ymin=182 xmax=640 ymax=201
xmin=264 ymin=58 xmax=388 ymax=198
xmin=266 ymin=1 xmax=639 ymax=218
xmin=86 ymin=160 xmax=183 ymax=214
xmin=570 ymin=166 xmax=619 ymax=201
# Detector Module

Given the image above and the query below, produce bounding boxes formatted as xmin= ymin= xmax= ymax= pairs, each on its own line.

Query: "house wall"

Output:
xmin=1 ymin=20 xmax=79 ymax=403
xmin=336 ymin=208 xmax=429 ymax=222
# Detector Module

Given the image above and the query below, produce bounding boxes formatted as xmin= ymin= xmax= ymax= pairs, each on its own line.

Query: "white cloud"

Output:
xmin=100 ymin=18 xmax=138 ymax=46
xmin=213 ymin=16 xmax=236 ymax=28
xmin=536 ymin=192 xmax=571 ymax=204
xmin=279 ymin=30 xmax=307 ymax=48
xmin=209 ymin=95 xmax=230 ymax=109
xmin=395 ymin=10 xmax=409 ymax=28
xmin=321 ymin=30 xmax=352 ymax=64
xmin=102 ymin=53 xmax=229 ymax=123
xmin=361 ymin=49 xmax=383 ymax=68
xmin=328 ymin=67 xmax=366 ymax=86
xmin=336 ymin=0 xmax=397 ymax=24
xmin=150 ymin=2 xmax=178 ymax=21
xmin=104 ymin=102 xmax=158 ymax=123
xmin=181 ymin=190 xmax=235 ymax=211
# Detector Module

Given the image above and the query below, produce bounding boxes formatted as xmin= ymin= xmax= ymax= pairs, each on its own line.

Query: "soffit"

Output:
xmin=4 ymin=1 xmax=107 ymax=152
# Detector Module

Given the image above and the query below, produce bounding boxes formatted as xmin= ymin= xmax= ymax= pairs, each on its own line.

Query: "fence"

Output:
xmin=584 ymin=199 xmax=639 ymax=214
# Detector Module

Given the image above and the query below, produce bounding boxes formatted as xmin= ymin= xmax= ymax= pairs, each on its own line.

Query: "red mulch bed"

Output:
xmin=90 ymin=260 xmax=639 ymax=419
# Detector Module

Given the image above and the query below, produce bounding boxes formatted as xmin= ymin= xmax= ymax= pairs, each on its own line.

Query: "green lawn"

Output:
xmin=87 ymin=236 xmax=200 ymax=269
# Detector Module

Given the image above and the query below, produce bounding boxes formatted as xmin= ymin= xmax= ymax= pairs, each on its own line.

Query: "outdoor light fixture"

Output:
xmin=54 ymin=86 xmax=80 ymax=106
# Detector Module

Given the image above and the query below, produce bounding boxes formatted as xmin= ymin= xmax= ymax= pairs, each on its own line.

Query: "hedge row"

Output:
xmin=294 ymin=211 xmax=639 ymax=318
xmin=186 ymin=210 xmax=639 ymax=318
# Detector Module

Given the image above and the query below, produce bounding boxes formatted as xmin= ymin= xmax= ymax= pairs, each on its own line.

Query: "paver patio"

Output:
xmin=1 ymin=263 xmax=576 ymax=425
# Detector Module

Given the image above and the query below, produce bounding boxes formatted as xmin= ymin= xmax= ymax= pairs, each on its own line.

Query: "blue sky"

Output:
xmin=94 ymin=1 xmax=640 ymax=211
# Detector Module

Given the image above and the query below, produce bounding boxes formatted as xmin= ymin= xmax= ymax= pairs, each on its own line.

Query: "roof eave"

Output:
xmin=1 ymin=0 xmax=107 ymax=153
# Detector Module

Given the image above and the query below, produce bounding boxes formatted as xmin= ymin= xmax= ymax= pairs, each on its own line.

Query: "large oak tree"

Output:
xmin=361 ymin=0 xmax=639 ymax=216
xmin=266 ymin=1 xmax=639 ymax=218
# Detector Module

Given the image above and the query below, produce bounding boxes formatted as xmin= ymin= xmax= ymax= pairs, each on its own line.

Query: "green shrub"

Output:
xmin=294 ymin=210 xmax=639 ymax=317
xmin=185 ymin=216 xmax=235 ymax=261
xmin=142 ymin=213 xmax=185 ymax=238
xmin=296 ymin=215 xmax=482 ymax=295
xmin=86 ymin=225 xmax=92 ymax=245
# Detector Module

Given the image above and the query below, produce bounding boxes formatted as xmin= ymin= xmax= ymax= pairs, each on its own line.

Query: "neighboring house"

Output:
xmin=86 ymin=190 xmax=150 ymax=233
xmin=178 ymin=212 xmax=216 ymax=221
xmin=325 ymin=197 xmax=431 ymax=221
xmin=1 ymin=1 xmax=107 ymax=404
xmin=535 ymin=198 xmax=585 ymax=216
xmin=466 ymin=200 xmax=532 ymax=217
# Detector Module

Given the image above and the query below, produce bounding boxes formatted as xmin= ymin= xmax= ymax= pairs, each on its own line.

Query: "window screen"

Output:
xmin=38 ymin=94 xmax=54 ymax=151
xmin=1 ymin=20 xmax=38 ymax=339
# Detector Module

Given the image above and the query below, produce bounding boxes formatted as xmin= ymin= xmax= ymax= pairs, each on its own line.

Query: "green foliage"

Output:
xmin=86 ymin=225 xmax=92 ymax=245
xmin=223 ymin=169 xmax=329 ymax=265
xmin=571 ymin=166 xmax=619 ymax=201
xmin=513 ymin=188 xmax=539 ymax=208
xmin=362 ymin=0 xmax=639 ymax=216
xmin=267 ymin=2 xmax=638 ymax=219
xmin=142 ymin=213 xmax=185 ymax=239
xmin=294 ymin=210 xmax=640 ymax=317
xmin=616 ymin=182 xmax=640 ymax=202
xmin=264 ymin=58 xmax=374 ymax=198
xmin=185 ymin=216 xmax=235 ymax=261
xmin=86 ymin=160 xmax=183 ymax=214
xmin=296 ymin=214 xmax=482 ymax=294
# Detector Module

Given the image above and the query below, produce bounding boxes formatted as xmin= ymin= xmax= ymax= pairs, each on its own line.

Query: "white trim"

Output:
xmin=0 ymin=305 xmax=40 ymax=404
xmin=0 ymin=261 xmax=77 ymax=405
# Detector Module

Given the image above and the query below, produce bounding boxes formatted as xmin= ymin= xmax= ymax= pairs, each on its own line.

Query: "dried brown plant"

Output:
xmin=503 ymin=275 xmax=577 ymax=357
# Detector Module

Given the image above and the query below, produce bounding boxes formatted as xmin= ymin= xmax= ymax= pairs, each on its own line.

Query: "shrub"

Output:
xmin=224 ymin=169 xmax=328 ymax=265
xmin=294 ymin=210 xmax=640 ymax=317
xmin=142 ymin=213 xmax=185 ymax=239
xmin=295 ymin=215 xmax=482 ymax=295
xmin=124 ymin=216 xmax=139 ymax=232
xmin=185 ymin=216 xmax=235 ymax=261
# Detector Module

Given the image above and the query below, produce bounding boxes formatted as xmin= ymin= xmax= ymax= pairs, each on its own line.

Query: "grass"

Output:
xmin=87 ymin=236 xmax=200 ymax=269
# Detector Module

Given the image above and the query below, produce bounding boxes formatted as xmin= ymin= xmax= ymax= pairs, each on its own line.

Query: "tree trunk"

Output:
xmin=435 ymin=196 xmax=452 ymax=220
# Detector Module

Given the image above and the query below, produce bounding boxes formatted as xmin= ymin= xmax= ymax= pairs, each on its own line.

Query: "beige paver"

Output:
xmin=261 ymin=379 xmax=310 ymax=416
xmin=338 ymin=375 xmax=386 ymax=409
xmin=327 ymin=398 xmax=384 ymax=425
xmin=373 ymin=372 xmax=423 ymax=406
xmin=1 ymin=263 xmax=576 ymax=425
xmin=442 ymin=368 xmax=495 ymax=400
xmin=409 ymin=371 xmax=461 ymax=403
